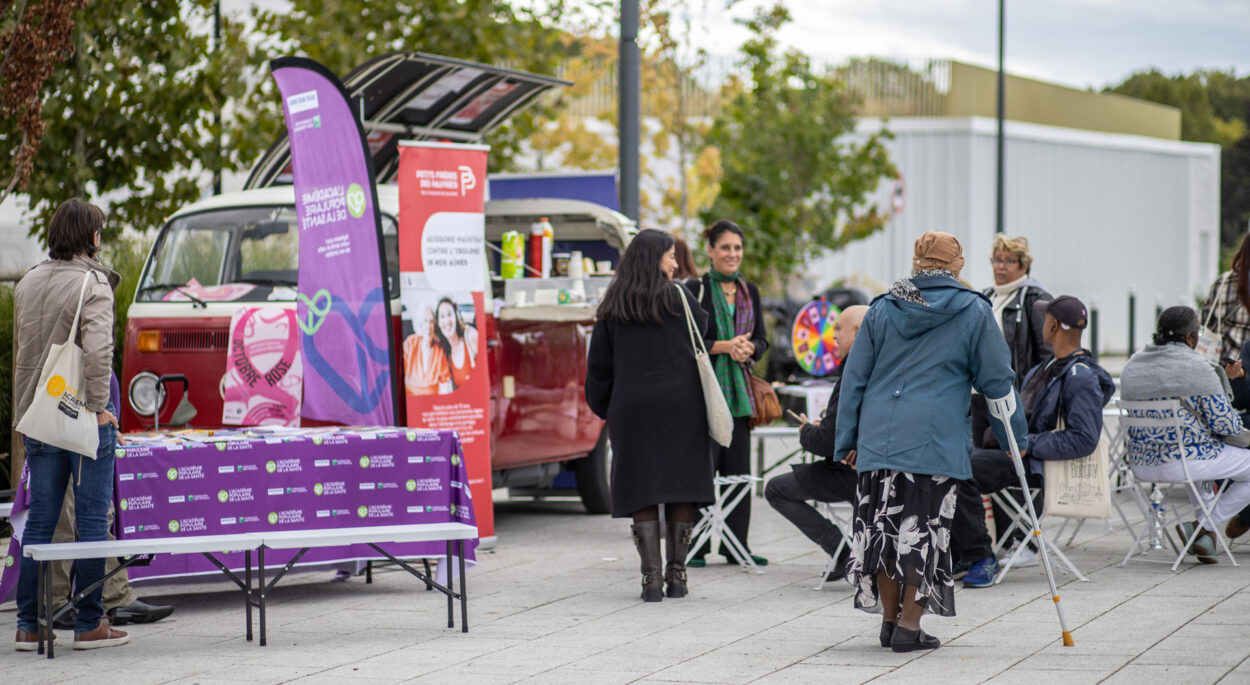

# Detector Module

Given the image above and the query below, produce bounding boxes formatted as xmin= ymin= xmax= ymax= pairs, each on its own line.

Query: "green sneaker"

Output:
xmin=725 ymin=553 xmax=769 ymax=567
xmin=687 ymin=557 xmax=706 ymax=568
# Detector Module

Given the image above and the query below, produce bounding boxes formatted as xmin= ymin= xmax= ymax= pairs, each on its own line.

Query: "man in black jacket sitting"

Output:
xmin=764 ymin=305 xmax=867 ymax=581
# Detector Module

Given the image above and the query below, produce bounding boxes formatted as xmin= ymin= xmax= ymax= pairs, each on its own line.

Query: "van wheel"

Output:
xmin=574 ymin=429 xmax=612 ymax=514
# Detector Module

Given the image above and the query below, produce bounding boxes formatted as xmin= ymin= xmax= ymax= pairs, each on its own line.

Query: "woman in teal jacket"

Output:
xmin=834 ymin=231 xmax=1027 ymax=653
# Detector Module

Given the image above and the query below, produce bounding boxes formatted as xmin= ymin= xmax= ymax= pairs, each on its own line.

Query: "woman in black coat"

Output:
xmin=688 ymin=220 xmax=769 ymax=566
xmin=585 ymin=229 xmax=714 ymax=602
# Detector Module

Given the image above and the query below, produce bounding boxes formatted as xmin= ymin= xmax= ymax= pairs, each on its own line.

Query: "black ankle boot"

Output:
xmin=631 ymin=521 xmax=664 ymax=602
xmin=665 ymin=521 xmax=693 ymax=598
xmin=890 ymin=625 xmax=940 ymax=653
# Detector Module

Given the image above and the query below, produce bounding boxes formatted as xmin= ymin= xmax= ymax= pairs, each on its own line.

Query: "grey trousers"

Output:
xmin=764 ymin=469 xmax=854 ymax=557
xmin=51 ymin=484 xmax=136 ymax=612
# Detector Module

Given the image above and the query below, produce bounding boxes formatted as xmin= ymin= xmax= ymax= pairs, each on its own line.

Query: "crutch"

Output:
xmin=987 ymin=393 xmax=1076 ymax=647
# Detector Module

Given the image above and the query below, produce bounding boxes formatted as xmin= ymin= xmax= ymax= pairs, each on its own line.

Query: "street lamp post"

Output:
xmin=995 ymin=0 xmax=1005 ymax=234
xmin=619 ymin=0 xmax=641 ymax=223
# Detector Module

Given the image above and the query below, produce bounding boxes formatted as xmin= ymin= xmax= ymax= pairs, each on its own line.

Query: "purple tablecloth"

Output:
xmin=0 ymin=427 xmax=477 ymax=597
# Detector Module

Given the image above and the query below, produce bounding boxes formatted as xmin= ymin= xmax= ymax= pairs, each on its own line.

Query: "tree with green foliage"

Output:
xmin=1 ymin=0 xmax=253 ymax=242
xmin=700 ymin=3 xmax=895 ymax=289
xmin=234 ymin=0 xmax=589 ymax=174
xmin=1110 ymin=69 xmax=1250 ymax=250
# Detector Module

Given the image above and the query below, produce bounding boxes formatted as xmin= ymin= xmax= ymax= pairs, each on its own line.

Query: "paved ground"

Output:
xmin=5 ymin=412 xmax=1250 ymax=684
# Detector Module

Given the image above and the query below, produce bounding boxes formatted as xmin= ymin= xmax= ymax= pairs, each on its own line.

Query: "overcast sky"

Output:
xmin=683 ymin=0 xmax=1250 ymax=89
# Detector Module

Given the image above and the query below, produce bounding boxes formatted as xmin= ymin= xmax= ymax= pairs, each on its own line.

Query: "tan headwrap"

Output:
xmin=912 ymin=231 xmax=965 ymax=274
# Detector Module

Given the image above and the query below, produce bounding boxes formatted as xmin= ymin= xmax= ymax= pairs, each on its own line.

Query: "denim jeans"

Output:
xmin=17 ymin=403 xmax=117 ymax=634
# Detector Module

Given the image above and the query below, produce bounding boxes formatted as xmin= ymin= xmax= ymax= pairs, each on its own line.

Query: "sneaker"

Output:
xmin=687 ymin=557 xmax=706 ymax=568
xmin=14 ymin=629 xmax=54 ymax=652
xmin=1000 ymin=544 xmax=1039 ymax=568
xmin=73 ymin=624 xmax=129 ymax=650
xmin=1176 ymin=522 xmax=1218 ymax=564
xmin=962 ymin=556 xmax=999 ymax=588
xmin=951 ymin=559 xmax=973 ymax=581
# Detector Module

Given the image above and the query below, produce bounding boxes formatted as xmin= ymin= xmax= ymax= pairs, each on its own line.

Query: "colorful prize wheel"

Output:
xmin=791 ymin=299 xmax=841 ymax=376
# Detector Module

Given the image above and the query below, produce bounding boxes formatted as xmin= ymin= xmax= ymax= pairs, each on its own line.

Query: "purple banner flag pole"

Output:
xmin=271 ymin=57 xmax=396 ymax=426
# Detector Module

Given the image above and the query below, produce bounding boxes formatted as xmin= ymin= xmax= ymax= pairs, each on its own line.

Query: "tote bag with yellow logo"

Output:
xmin=16 ymin=271 xmax=100 ymax=457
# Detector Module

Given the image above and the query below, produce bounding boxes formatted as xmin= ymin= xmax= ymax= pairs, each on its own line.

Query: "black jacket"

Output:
xmin=687 ymin=274 xmax=769 ymax=365
xmin=791 ymin=365 xmax=856 ymax=495
xmin=585 ymin=286 xmax=716 ymax=517
xmin=984 ymin=279 xmax=1053 ymax=388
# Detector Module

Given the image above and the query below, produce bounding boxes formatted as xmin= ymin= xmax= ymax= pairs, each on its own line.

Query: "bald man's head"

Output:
xmin=834 ymin=305 xmax=868 ymax=360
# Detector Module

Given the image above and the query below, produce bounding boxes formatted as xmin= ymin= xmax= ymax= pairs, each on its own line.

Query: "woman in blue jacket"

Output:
xmin=835 ymin=232 xmax=1027 ymax=653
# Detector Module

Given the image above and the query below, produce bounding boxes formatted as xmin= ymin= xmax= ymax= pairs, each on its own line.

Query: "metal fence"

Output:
xmin=550 ymin=56 xmax=952 ymax=119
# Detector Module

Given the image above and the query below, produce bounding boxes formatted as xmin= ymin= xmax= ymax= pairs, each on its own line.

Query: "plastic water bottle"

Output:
xmin=1149 ymin=486 xmax=1166 ymax=550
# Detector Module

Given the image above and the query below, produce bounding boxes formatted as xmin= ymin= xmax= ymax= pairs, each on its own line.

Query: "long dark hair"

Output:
xmin=1233 ymin=234 xmax=1250 ymax=314
xmin=596 ymin=229 xmax=681 ymax=324
xmin=1153 ymin=306 xmax=1199 ymax=346
xmin=433 ymin=297 xmax=462 ymax=361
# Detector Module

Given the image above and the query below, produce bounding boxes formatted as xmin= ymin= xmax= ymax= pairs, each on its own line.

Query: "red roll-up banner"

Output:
xmin=397 ymin=141 xmax=495 ymax=540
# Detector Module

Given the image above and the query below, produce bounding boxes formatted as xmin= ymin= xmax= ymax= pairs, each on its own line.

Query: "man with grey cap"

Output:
xmin=953 ymin=295 xmax=1116 ymax=588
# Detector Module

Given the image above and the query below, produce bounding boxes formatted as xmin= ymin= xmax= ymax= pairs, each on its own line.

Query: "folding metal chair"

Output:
xmin=687 ymin=474 xmax=764 ymax=574
xmin=812 ymin=500 xmax=853 ymax=590
xmin=989 ymin=485 xmax=1089 ymax=584
xmin=1116 ymin=399 xmax=1239 ymax=570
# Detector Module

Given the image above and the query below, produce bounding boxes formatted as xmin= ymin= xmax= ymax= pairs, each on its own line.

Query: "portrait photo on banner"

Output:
xmin=400 ymin=289 xmax=479 ymax=397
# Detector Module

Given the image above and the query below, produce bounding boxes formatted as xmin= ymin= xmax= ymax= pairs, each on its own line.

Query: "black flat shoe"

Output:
xmin=890 ymin=625 xmax=940 ymax=653
xmin=108 ymin=599 xmax=174 ymax=625
xmin=879 ymin=621 xmax=896 ymax=647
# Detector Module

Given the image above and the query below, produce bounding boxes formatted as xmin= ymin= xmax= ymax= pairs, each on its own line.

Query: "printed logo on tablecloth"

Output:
xmin=4 ymin=555 xmax=14 ymax=567
xmin=266 ymin=460 xmax=277 ymax=474
xmin=120 ymin=495 xmax=152 ymax=511
xmin=356 ymin=505 xmax=368 ymax=518
xmin=168 ymin=520 xmax=180 ymax=533
xmin=313 ymin=436 xmax=324 ymax=445
xmin=119 ymin=473 xmax=134 ymax=482
xmin=405 ymin=479 xmax=417 ymax=492
xmin=217 ymin=443 xmax=227 ymax=451
xmin=412 ymin=477 xmax=442 ymax=492
xmin=357 ymin=504 xmax=394 ymax=520
xmin=359 ymin=483 xmax=375 ymax=490
xmin=267 ymin=512 xmax=279 ymax=524
xmin=313 ymin=481 xmax=345 ymax=496
xmin=450 ymin=504 xmax=457 ymax=516
xmin=115 ymin=448 xmax=125 ymax=458
xmin=359 ymin=454 xmax=394 ymax=469
xmin=217 ymin=488 xmax=254 ymax=503
xmin=451 ymin=453 xmax=461 ymax=466
xmin=359 ymin=455 xmax=370 ymax=468
xmin=165 ymin=465 xmax=204 ymax=481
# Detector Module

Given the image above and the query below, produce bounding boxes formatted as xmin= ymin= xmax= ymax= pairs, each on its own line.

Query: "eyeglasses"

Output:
xmin=991 ymin=257 xmax=1020 ymax=266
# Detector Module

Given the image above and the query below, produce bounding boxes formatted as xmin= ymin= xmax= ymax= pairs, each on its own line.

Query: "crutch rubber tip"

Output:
xmin=1062 ymin=631 xmax=1075 ymax=647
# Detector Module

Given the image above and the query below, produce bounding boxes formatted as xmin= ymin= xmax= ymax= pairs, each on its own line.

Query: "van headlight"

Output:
xmin=128 ymin=372 xmax=166 ymax=416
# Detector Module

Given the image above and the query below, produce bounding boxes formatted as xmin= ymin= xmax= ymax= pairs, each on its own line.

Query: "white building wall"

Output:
xmin=809 ymin=117 xmax=1220 ymax=354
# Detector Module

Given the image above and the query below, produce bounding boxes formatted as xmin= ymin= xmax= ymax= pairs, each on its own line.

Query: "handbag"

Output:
xmin=1042 ymin=412 xmax=1112 ymax=519
xmin=746 ymin=370 xmax=781 ymax=429
xmin=1195 ymin=272 xmax=1228 ymax=364
xmin=16 ymin=271 xmax=101 ymax=457
xmin=675 ymin=284 xmax=734 ymax=448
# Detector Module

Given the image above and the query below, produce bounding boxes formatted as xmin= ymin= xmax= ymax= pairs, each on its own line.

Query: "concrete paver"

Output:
xmin=5 ymin=424 xmax=1250 ymax=683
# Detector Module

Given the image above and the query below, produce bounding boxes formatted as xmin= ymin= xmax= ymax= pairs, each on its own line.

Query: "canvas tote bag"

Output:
xmin=676 ymin=284 xmax=734 ymax=447
xmin=1195 ymin=272 xmax=1228 ymax=364
xmin=16 ymin=271 xmax=101 ymax=457
xmin=1043 ymin=413 xmax=1112 ymax=519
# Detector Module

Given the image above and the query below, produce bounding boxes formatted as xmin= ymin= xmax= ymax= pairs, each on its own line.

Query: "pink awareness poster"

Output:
xmin=222 ymin=307 xmax=303 ymax=426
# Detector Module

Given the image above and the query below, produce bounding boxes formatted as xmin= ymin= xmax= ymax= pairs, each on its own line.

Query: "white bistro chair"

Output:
xmin=687 ymin=474 xmax=765 ymax=574
xmin=1116 ymin=398 xmax=1239 ymax=570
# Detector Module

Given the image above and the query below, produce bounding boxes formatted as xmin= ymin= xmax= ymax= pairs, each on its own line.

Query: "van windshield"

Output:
xmin=137 ymin=205 xmax=399 ymax=303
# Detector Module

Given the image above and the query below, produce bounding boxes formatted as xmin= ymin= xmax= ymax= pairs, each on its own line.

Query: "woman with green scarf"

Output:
xmin=687 ymin=220 xmax=770 ymax=567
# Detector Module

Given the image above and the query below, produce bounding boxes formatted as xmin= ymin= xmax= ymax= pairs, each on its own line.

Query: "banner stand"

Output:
xmin=397 ymin=141 xmax=496 ymax=541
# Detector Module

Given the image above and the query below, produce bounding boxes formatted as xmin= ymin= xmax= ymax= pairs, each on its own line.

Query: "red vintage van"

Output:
xmin=119 ymin=53 xmax=630 ymax=513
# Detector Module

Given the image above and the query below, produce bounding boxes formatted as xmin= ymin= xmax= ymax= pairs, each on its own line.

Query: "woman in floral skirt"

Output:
xmin=834 ymin=232 xmax=1027 ymax=652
